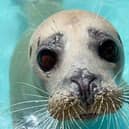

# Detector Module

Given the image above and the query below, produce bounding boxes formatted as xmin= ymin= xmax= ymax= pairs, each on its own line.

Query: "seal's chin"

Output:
xmin=48 ymin=88 xmax=123 ymax=121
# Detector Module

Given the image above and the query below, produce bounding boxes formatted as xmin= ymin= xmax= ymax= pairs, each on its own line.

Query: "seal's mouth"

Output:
xmin=48 ymin=87 xmax=123 ymax=121
xmin=79 ymin=113 xmax=98 ymax=119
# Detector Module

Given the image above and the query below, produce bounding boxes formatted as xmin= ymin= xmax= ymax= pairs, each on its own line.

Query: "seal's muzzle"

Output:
xmin=48 ymin=68 xmax=122 ymax=120
xmin=70 ymin=68 xmax=102 ymax=105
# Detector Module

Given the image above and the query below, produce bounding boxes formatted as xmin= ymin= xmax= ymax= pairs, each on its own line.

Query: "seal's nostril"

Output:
xmin=70 ymin=70 xmax=101 ymax=105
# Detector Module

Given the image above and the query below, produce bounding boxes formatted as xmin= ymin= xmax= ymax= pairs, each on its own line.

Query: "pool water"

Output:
xmin=0 ymin=0 xmax=129 ymax=129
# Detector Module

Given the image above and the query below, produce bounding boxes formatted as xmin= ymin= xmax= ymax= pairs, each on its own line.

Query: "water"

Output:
xmin=0 ymin=0 xmax=129 ymax=129
xmin=0 ymin=0 xmax=25 ymax=128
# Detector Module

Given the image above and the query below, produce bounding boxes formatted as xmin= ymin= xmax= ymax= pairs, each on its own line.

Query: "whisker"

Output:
xmin=108 ymin=97 xmax=119 ymax=129
xmin=68 ymin=110 xmax=74 ymax=128
xmin=118 ymin=97 xmax=129 ymax=104
xmin=23 ymin=93 xmax=49 ymax=99
xmin=122 ymin=89 xmax=129 ymax=94
xmin=113 ymin=110 xmax=121 ymax=129
xmin=119 ymin=81 xmax=129 ymax=87
xmin=112 ymin=95 xmax=129 ymax=128
xmin=112 ymin=68 xmax=123 ymax=82
xmin=121 ymin=95 xmax=129 ymax=100
xmin=72 ymin=116 xmax=82 ymax=129
xmin=52 ymin=119 xmax=59 ymax=129
xmin=0 ymin=99 xmax=48 ymax=116
xmin=48 ymin=101 xmax=61 ymax=119
xmin=41 ymin=117 xmax=51 ymax=129
xmin=15 ymin=123 xmax=25 ymax=129
xmin=106 ymin=102 xmax=111 ymax=129
xmin=119 ymin=84 xmax=129 ymax=96
xmin=103 ymin=69 xmax=123 ymax=94
xmin=11 ymin=104 xmax=48 ymax=114
xmin=61 ymin=110 xmax=65 ymax=129
xmin=51 ymin=18 xmax=59 ymax=33
xmin=109 ymin=97 xmax=125 ymax=128
xmin=17 ymin=82 xmax=49 ymax=96
xmin=106 ymin=68 xmax=123 ymax=87
xmin=77 ymin=105 xmax=86 ymax=114
xmin=46 ymin=117 xmax=56 ymax=129
xmin=16 ymin=105 xmax=47 ymax=129
xmin=68 ymin=110 xmax=82 ymax=129
xmin=10 ymin=99 xmax=48 ymax=107
xmin=118 ymin=108 xmax=129 ymax=129
xmin=98 ymin=97 xmax=104 ymax=114
xmin=77 ymin=105 xmax=90 ymax=124
xmin=95 ymin=96 xmax=103 ymax=123
xmin=38 ymin=112 xmax=51 ymax=128
xmin=71 ymin=104 xmax=89 ymax=129
xmin=50 ymin=19 xmax=58 ymax=33
xmin=32 ymin=106 xmax=48 ymax=116
xmin=98 ymin=109 xmax=106 ymax=129
xmin=123 ymin=87 xmax=129 ymax=90
xmin=121 ymin=93 xmax=129 ymax=98
xmin=94 ymin=0 xmax=103 ymax=22
xmin=118 ymin=81 xmax=127 ymax=87
xmin=65 ymin=119 xmax=71 ymax=129
xmin=14 ymin=120 xmax=24 ymax=129
xmin=91 ymin=103 xmax=100 ymax=125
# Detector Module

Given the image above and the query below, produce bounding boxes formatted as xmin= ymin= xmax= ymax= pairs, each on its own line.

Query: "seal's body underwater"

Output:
xmin=10 ymin=10 xmax=128 ymax=129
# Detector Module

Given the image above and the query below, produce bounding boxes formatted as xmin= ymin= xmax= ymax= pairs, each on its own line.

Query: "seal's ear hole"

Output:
xmin=98 ymin=39 xmax=120 ymax=63
xmin=37 ymin=49 xmax=58 ymax=72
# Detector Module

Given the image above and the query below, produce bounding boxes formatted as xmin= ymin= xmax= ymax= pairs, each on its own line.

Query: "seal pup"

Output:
xmin=10 ymin=10 xmax=129 ymax=129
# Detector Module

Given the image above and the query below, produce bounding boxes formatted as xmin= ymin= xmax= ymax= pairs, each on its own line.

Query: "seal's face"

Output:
xmin=29 ymin=10 xmax=124 ymax=120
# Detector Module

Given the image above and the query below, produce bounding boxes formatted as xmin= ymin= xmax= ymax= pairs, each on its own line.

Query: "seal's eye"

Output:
xmin=98 ymin=39 xmax=120 ymax=63
xmin=37 ymin=49 xmax=58 ymax=72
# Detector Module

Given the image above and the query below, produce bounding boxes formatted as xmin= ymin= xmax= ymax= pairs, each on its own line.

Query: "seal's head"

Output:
xmin=29 ymin=10 xmax=124 ymax=120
